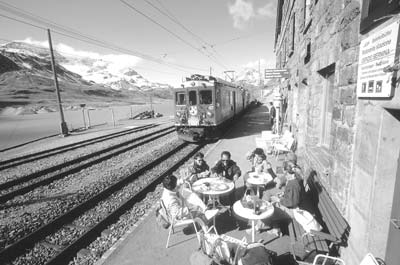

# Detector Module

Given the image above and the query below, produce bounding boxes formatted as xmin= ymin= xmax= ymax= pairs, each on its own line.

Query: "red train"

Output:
xmin=174 ymin=74 xmax=252 ymax=142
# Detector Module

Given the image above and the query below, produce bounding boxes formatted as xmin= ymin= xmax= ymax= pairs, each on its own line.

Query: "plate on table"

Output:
xmin=213 ymin=183 xmax=229 ymax=191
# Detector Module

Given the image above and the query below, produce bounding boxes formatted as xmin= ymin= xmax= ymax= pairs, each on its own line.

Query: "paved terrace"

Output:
xmin=97 ymin=105 xmax=294 ymax=265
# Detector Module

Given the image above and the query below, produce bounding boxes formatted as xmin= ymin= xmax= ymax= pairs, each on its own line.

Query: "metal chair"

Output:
xmin=161 ymin=200 xmax=199 ymax=248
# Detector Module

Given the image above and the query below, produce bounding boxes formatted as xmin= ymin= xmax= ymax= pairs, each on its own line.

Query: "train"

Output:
xmin=173 ymin=74 xmax=254 ymax=142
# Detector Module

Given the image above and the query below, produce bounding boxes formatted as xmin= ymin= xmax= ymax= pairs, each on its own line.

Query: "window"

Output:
xmin=360 ymin=0 xmax=400 ymax=33
xmin=318 ymin=63 xmax=335 ymax=147
xmin=304 ymin=42 xmax=311 ymax=64
xmin=288 ymin=14 xmax=295 ymax=57
xmin=176 ymin=92 xmax=186 ymax=105
xmin=199 ymin=90 xmax=212 ymax=104
xmin=188 ymin=91 xmax=197 ymax=105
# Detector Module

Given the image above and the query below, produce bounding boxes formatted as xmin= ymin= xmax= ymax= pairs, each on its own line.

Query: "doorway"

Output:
xmin=385 ymin=109 xmax=400 ymax=265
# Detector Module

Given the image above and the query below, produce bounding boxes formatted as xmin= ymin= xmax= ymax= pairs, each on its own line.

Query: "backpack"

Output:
xmin=155 ymin=201 xmax=170 ymax=229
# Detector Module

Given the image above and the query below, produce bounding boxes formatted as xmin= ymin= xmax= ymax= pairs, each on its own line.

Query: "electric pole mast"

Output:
xmin=48 ymin=29 xmax=68 ymax=136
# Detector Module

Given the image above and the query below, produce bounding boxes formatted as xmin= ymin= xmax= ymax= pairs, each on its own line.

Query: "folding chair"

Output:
xmin=272 ymin=136 xmax=296 ymax=158
xmin=311 ymin=254 xmax=345 ymax=265
xmin=359 ymin=253 xmax=385 ymax=265
xmin=161 ymin=200 xmax=199 ymax=248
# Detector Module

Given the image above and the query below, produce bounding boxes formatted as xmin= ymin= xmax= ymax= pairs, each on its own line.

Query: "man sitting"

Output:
xmin=161 ymin=174 xmax=218 ymax=221
xmin=211 ymin=151 xmax=241 ymax=204
xmin=186 ymin=152 xmax=210 ymax=184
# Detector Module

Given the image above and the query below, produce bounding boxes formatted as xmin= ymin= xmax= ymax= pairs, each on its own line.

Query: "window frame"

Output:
xmin=188 ymin=90 xmax=197 ymax=106
xmin=175 ymin=92 xmax=186 ymax=105
xmin=199 ymin=89 xmax=213 ymax=105
xmin=360 ymin=0 xmax=400 ymax=34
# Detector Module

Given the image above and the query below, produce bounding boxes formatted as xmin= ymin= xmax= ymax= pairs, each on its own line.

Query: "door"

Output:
xmin=385 ymin=150 xmax=400 ymax=264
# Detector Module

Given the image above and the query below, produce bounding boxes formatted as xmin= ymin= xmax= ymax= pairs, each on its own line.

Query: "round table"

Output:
xmin=247 ymin=172 xmax=273 ymax=197
xmin=233 ymin=200 xmax=274 ymax=242
xmin=192 ymin=177 xmax=234 ymax=227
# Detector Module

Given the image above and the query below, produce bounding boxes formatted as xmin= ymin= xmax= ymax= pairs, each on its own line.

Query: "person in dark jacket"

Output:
xmin=211 ymin=151 xmax=241 ymax=204
xmin=211 ymin=151 xmax=241 ymax=182
xmin=186 ymin=152 xmax=210 ymax=184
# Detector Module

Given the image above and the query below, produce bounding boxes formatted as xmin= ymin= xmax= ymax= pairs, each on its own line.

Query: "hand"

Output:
xmin=233 ymin=175 xmax=239 ymax=182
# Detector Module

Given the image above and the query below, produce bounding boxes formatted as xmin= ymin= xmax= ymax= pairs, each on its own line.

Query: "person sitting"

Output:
xmin=255 ymin=161 xmax=303 ymax=234
xmin=161 ymin=174 xmax=218 ymax=221
xmin=186 ymin=152 xmax=210 ymax=184
xmin=245 ymin=148 xmax=277 ymax=186
xmin=211 ymin=151 xmax=241 ymax=204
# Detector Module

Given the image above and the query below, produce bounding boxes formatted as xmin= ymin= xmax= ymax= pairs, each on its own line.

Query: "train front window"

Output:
xmin=176 ymin=92 xmax=186 ymax=105
xmin=189 ymin=91 xmax=197 ymax=105
xmin=199 ymin=90 xmax=212 ymax=104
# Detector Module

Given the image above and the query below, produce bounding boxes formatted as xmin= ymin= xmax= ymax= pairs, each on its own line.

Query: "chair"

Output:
xmin=161 ymin=200 xmax=199 ymax=248
xmin=311 ymin=254 xmax=345 ymax=265
xmin=272 ymin=136 xmax=295 ymax=158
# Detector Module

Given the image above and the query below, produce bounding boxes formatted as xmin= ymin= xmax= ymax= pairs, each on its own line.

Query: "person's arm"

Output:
xmin=211 ymin=161 xmax=221 ymax=174
xmin=265 ymin=162 xmax=277 ymax=179
xmin=280 ymin=181 xmax=300 ymax=208
xmin=232 ymin=164 xmax=241 ymax=182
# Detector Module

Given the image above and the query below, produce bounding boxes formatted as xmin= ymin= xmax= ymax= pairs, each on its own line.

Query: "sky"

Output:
xmin=0 ymin=0 xmax=277 ymax=86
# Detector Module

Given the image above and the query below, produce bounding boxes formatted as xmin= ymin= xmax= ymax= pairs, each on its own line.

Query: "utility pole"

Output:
xmin=48 ymin=29 xmax=68 ymax=136
xmin=209 ymin=67 xmax=212 ymax=76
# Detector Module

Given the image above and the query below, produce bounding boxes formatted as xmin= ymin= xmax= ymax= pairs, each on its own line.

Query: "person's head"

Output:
xmin=193 ymin=152 xmax=205 ymax=166
xmin=286 ymin=152 xmax=297 ymax=165
xmin=284 ymin=161 xmax=295 ymax=175
xmin=163 ymin=174 xmax=178 ymax=191
xmin=253 ymin=148 xmax=266 ymax=163
xmin=221 ymin=151 xmax=231 ymax=165
xmin=270 ymin=101 xmax=273 ymax=106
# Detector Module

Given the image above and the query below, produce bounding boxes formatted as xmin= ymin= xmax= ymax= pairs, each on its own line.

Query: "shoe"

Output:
xmin=204 ymin=209 xmax=219 ymax=220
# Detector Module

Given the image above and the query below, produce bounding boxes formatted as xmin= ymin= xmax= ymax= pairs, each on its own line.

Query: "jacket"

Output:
xmin=280 ymin=178 xmax=302 ymax=208
xmin=161 ymin=188 xmax=188 ymax=220
xmin=211 ymin=159 xmax=241 ymax=181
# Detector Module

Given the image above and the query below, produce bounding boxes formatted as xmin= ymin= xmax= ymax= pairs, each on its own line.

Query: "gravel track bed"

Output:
xmin=0 ymin=121 xmax=172 ymax=161
xmin=0 ymin=129 xmax=175 ymax=196
xmin=0 ymin=124 xmax=172 ymax=185
xmin=0 ymin=135 xmax=181 ymax=249
xmin=10 ymin=144 xmax=200 ymax=265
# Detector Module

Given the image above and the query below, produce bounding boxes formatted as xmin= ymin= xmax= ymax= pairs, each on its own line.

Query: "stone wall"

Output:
xmin=276 ymin=1 xmax=400 ymax=264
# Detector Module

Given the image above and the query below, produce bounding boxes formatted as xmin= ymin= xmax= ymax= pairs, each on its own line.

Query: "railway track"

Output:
xmin=0 ymin=124 xmax=158 ymax=170
xmin=0 ymin=142 xmax=205 ymax=265
xmin=0 ymin=126 xmax=175 ymax=203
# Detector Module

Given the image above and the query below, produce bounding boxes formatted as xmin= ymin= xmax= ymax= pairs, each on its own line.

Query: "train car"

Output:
xmin=174 ymin=74 xmax=251 ymax=142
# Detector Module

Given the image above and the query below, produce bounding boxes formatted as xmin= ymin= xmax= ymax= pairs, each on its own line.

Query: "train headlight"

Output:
xmin=206 ymin=111 xmax=213 ymax=118
xmin=176 ymin=111 xmax=181 ymax=117
xmin=207 ymin=105 xmax=214 ymax=111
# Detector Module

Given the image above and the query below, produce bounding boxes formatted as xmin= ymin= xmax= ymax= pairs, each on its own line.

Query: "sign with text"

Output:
xmin=357 ymin=21 xmax=400 ymax=98
xmin=264 ymin=69 xmax=289 ymax=79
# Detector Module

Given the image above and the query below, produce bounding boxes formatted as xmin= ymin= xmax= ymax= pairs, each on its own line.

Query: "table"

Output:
xmin=246 ymin=172 xmax=273 ymax=197
xmin=192 ymin=177 xmax=234 ymax=226
xmin=233 ymin=200 xmax=274 ymax=242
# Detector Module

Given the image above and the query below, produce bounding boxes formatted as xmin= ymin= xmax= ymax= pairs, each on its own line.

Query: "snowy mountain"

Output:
xmin=0 ymin=42 xmax=172 ymax=91
xmin=236 ymin=67 xmax=263 ymax=86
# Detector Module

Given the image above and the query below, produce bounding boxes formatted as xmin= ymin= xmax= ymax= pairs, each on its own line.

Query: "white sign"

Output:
xmin=357 ymin=21 xmax=399 ymax=98
xmin=264 ymin=69 xmax=289 ymax=79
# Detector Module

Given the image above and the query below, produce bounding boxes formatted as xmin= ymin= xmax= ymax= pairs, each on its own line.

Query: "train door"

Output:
xmin=232 ymin=91 xmax=236 ymax=114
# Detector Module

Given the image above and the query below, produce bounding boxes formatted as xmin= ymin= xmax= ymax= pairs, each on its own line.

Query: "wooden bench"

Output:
xmin=288 ymin=170 xmax=350 ymax=262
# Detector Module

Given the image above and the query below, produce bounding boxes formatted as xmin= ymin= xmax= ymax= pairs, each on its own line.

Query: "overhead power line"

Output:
xmin=120 ymin=0 xmax=229 ymax=71
xmin=0 ymin=1 xmax=207 ymax=73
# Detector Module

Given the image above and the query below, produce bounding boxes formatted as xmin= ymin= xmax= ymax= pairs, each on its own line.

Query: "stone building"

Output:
xmin=274 ymin=0 xmax=400 ymax=264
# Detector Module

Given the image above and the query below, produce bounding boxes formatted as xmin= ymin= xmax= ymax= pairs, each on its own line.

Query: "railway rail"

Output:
xmin=0 ymin=126 xmax=175 ymax=203
xmin=0 ymin=141 xmax=205 ymax=265
xmin=0 ymin=124 xmax=158 ymax=170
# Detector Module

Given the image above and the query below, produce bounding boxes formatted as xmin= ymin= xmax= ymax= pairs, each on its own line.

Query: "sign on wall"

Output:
xmin=265 ymin=69 xmax=289 ymax=79
xmin=357 ymin=21 xmax=400 ymax=98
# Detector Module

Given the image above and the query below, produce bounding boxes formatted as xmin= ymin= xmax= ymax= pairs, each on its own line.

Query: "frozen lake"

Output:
xmin=0 ymin=100 xmax=174 ymax=151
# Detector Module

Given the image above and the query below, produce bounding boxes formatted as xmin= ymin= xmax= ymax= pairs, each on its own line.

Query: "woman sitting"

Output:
xmin=244 ymin=148 xmax=277 ymax=193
